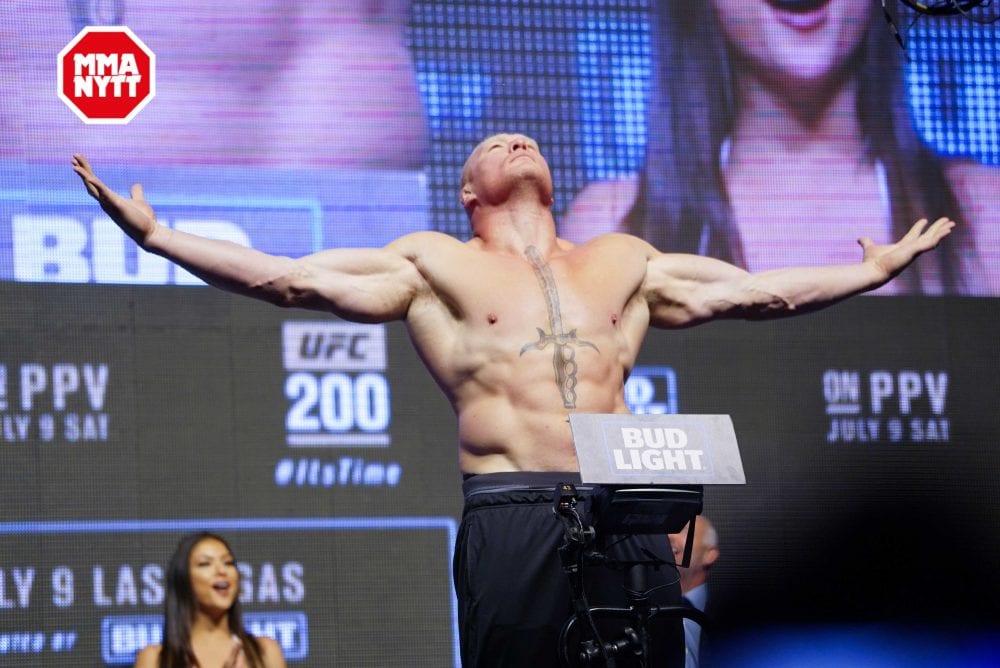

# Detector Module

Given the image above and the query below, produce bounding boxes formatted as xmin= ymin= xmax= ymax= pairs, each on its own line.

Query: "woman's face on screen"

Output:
xmin=711 ymin=0 xmax=871 ymax=87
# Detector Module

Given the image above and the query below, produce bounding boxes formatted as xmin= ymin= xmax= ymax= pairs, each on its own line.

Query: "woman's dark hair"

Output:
xmin=626 ymin=2 xmax=974 ymax=294
xmin=159 ymin=531 xmax=265 ymax=668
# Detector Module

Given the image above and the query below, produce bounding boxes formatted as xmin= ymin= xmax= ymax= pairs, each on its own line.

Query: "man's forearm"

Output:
xmin=745 ymin=260 xmax=888 ymax=317
xmin=145 ymin=224 xmax=301 ymax=304
xmin=742 ymin=217 xmax=954 ymax=316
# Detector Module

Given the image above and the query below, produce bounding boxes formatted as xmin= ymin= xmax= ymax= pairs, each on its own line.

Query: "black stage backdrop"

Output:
xmin=2 ymin=285 xmax=997 ymax=664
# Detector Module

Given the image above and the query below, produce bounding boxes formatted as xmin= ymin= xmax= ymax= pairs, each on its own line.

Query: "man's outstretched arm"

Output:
xmin=72 ymin=154 xmax=425 ymax=322
xmin=642 ymin=217 xmax=955 ymax=328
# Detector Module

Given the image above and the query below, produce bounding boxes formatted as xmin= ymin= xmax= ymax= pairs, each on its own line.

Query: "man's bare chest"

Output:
xmin=449 ymin=258 xmax=622 ymax=334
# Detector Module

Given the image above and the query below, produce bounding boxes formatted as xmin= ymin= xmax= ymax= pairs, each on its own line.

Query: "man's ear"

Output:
xmin=702 ymin=545 xmax=719 ymax=569
xmin=460 ymin=186 xmax=477 ymax=210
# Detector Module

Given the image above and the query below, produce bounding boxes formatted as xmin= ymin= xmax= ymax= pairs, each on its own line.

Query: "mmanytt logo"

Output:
xmin=57 ymin=26 xmax=155 ymax=124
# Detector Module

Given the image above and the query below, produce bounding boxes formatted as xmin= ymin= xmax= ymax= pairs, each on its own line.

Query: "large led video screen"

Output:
xmin=2 ymin=1 xmax=998 ymax=665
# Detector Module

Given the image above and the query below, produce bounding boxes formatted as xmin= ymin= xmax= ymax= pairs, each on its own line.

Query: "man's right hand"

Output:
xmin=72 ymin=154 xmax=158 ymax=247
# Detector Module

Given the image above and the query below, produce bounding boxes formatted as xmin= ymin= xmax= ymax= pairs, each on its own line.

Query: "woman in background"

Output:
xmin=134 ymin=532 xmax=286 ymax=668
xmin=562 ymin=0 xmax=999 ymax=295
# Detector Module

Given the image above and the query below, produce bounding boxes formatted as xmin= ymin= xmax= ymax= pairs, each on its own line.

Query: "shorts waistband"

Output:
xmin=461 ymin=471 xmax=592 ymax=509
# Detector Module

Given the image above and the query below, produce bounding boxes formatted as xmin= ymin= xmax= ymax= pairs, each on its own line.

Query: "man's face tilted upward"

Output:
xmin=460 ymin=133 xmax=555 ymax=217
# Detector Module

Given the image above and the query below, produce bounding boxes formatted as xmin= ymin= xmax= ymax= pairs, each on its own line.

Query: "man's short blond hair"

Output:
xmin=461 ymin=133 xmax=508 ymax=188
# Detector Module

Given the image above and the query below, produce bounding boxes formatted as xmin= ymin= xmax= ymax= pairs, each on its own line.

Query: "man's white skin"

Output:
xmin=670 ymin=516 xmax=719 ymax=598
xmin=72 ymin=133 xmax=954 ymax=476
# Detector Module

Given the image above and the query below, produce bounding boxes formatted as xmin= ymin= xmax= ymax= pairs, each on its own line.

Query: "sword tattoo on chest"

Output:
xmin=520 ymin=246 xmax=598 ymax=408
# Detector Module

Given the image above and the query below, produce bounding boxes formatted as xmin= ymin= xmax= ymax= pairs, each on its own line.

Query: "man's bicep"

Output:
xmin=291 ymin=247 xmax=425 ymax=321
xmin=644 ymin=252 xmax=753 ymax=326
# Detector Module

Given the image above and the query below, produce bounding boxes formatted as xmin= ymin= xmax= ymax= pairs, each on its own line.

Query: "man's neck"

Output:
xmin=472 ymin=201 xmax=559 ymax=257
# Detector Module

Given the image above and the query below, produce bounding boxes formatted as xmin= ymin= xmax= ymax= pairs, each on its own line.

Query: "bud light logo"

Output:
xmin=610 ymin=427 xmax=706 ymax=473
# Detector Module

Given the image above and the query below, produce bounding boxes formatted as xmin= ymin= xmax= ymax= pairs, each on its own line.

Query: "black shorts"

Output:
xmin=454 ymin=472 xmax=685 ymax=668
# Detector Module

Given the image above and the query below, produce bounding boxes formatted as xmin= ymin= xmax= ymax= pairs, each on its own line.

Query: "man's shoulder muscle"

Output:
xmin=566 ymin=231 xmax=653 ymax=263
xmin=386 ymin=230 xmax=467 ymax=256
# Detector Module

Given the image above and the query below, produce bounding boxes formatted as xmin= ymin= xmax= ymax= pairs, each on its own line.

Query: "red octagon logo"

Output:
xmin=57 ymin=26 xmax=156 ymax=124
